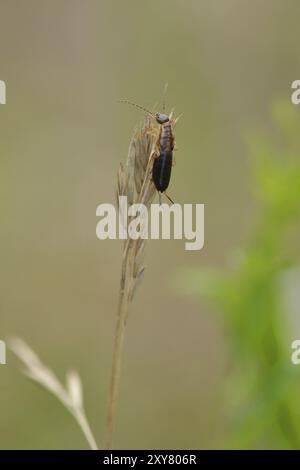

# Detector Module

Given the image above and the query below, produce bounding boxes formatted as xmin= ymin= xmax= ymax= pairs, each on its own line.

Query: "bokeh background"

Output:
xmin=1 ymin=0 xmax=300 ymax=449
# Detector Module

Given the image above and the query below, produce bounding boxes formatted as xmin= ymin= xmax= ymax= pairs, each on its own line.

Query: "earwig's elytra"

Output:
xmin=119 ymin=99 xmax=178 ymax=204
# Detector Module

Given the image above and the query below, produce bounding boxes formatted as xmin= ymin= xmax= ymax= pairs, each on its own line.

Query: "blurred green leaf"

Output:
xmin=177 ymin=100 xmax=300 ymax=449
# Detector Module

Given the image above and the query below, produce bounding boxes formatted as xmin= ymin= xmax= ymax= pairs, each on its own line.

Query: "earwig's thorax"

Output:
xmin=155 ymin=113 xmax=169 ymax=124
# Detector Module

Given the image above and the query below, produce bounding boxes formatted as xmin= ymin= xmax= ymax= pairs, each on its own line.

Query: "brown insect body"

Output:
xmin=119 ymin=101 xmax=176 ymax=203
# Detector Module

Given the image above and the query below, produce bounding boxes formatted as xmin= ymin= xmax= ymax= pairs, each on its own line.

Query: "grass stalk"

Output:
xmin=104 ymin=118 xmax=157 ymax=449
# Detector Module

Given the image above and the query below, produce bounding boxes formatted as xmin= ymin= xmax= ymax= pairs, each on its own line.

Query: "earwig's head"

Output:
xmin=119 ymin=100 xmax=171 ymax=124
xmin=155 ymin=113 xmax=169 ymax=124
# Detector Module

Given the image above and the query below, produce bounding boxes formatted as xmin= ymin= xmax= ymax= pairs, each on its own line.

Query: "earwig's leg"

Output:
xmin=164 ymin=192 xmax=174 ymax=205
xmin=148 ymin=148 xmax=158 ymax=160
xmin=151 ymin=147 xmax=160 ymax=160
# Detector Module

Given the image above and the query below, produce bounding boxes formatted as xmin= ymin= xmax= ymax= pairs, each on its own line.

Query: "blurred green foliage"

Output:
xmin=179 ymin=101 xmax=300 ymax=449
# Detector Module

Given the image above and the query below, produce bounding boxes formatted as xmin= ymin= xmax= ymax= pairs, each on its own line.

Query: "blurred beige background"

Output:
xmin=0 ymin=0 xmax=299 ymax=449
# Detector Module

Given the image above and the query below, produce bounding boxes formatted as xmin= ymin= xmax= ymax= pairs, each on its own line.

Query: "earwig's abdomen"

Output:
xmin=152 ymin=121 xmax=174 ymax=192
xmin=152 ymin=150 xmax=173 ymax=192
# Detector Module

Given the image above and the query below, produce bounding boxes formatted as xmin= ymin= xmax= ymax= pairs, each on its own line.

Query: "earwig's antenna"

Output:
xmin=118 ymin=100 xmax=154 ymax=118
xmin=162 ymin=83 xmax=168 ymax=112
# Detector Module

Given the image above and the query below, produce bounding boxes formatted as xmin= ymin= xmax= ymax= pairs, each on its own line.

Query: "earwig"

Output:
xmin=119 ymin=100 xmax=176 ymax=204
